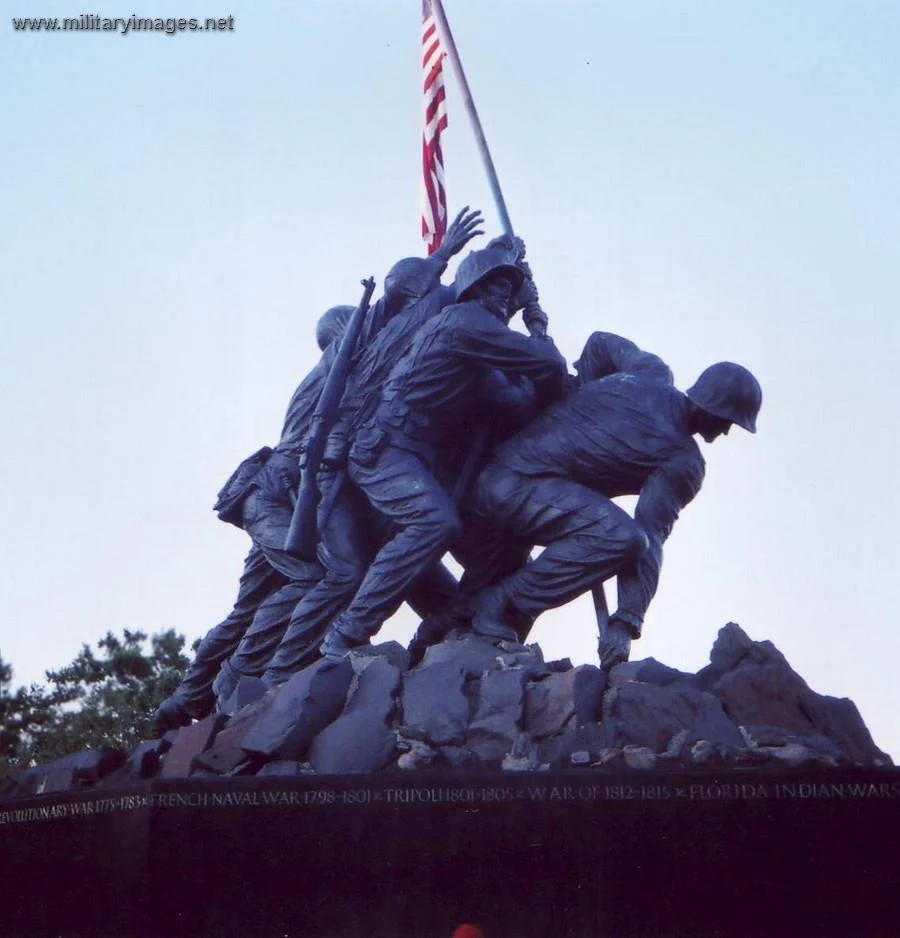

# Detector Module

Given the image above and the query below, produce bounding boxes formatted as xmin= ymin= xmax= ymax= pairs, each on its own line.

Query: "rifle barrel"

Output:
xmin=284 ymin=277 xmax=376 ymax=557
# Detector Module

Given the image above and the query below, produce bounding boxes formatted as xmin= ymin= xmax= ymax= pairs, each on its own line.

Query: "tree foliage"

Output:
xmin=0 ymin=629 xmax=190 ymax=772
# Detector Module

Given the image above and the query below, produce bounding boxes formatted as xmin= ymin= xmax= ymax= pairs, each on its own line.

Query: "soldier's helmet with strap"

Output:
xmin=686 ymin=362 xmax=762 ymax=433
xmin=316 ymin=305 xmax=355 ymax=351
xmin=454 ymin=246 xmax=524 ymax=302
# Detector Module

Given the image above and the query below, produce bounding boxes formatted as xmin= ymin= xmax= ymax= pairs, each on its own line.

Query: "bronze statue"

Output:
xmin=151 ymin=307 xmax=354 ymax=733
xmin=224 ymin=208 xmax=486 ymax=689
xmin=156 ymin=219 xmax=762 ymax=732
xmin=467 ymin=351 xmax=761 ymax=669
xmin=315 ymin=244 xmax=568 ymax=660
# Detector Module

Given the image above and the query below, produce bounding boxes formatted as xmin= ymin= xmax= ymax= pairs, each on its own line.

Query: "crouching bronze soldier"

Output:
xmin=468 ymin=356 xmax=762 ymax=669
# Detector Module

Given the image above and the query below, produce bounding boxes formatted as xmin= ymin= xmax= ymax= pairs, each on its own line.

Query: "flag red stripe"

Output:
xmin=424 ymin=89 xmax=446 ymax=126
xmin=421 ymin=2 xmax=448 ymax=255
xmin=423 ymin=62 xmax=443 ymax=92
xmin=422 ymin=37 xmax=440 ymax=66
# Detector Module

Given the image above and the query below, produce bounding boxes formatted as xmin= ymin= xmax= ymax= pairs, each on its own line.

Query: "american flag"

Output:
xmin=421 ymin=0 xmax=448 ymax=255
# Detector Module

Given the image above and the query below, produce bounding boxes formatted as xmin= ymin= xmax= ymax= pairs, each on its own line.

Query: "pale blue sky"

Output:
xmin=2 ymin=1 xmax=898 ymax=756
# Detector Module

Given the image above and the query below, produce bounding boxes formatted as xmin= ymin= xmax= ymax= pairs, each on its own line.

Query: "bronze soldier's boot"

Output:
xmin=471 ymin=585 xmax=519 ymax=643
xmin=318 ymin=629 xmax=358 ymax=659
xmin=150 ymin=696 xmax=193 ymax=737
xmin=407 ymin=602 xmax=475 ymax=667
xmin=319 ymin=614 xmax=369 ymax=659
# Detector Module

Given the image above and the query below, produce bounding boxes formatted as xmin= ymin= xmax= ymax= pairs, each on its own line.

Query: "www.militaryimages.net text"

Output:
xmin=11 ymin=14 xmax=234 ymax=35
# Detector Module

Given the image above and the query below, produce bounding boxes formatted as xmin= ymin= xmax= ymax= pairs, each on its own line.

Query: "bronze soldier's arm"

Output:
xmin=575 ymin=332 xmax=674 ymax=385
xmin=613 ymin=454 xmax=705 ymax=638
xmin=480 ymin=371 xmax=544 ymax=433
xmin=448 ymin=310 xmax=568 ymax=397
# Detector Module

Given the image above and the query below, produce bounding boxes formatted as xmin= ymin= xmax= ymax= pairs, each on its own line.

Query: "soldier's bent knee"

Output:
xmin=415 ymin=508 xmax=462 ymax=547
xmin=624 ymin=524 xmax=650 ymax=560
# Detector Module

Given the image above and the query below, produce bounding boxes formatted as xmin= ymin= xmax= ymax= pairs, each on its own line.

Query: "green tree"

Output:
xmin=0 ymin=656 xmax=36 ymax=768
xmin=1 ymin=629 xmax=190 ymax=771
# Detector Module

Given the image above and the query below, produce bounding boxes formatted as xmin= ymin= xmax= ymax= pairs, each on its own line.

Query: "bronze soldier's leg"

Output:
xmin=152 ymin=545 xmax=286 ymax=732
xmin=261 ymin=481 xmax=375 ymax=684
xmin=212 ymin=488 xmax=324 ymax=704
xmin=213 ymin=580 xmax=311 ymax=702
xmin=472 ymin=467 xmax=647 ymax=637
xmin=405 ymin=510 xmax=530 ymax=664
xmin=404 ymin=561 xmax=464 ymax=666
xmin=324 ymin=446 xmax=461 ymax=650
xmin=454 ymin=507 xmax=532 ymax=597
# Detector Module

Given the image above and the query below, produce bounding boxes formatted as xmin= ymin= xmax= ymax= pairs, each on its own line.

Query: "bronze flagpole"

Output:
xmin=427 ymin=2 xmax=611 ymax=634
xmin=428 ymin=0 xmax=514 ymax=238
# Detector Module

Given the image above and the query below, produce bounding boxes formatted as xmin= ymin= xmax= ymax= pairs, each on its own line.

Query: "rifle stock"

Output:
xmin=284 ymin=276 xmax=376 ymax=558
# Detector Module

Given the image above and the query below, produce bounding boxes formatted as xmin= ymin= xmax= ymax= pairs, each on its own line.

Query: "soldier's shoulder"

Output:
xmin=433 ymin=283 xmax=457 ymax=305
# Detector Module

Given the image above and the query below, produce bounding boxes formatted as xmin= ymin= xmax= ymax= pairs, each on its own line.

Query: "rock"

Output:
xmin=308 ymin=657 xmax=401 ymax=774
xmin=71 ymin=747 xmax=127 ymax=787
xmin=31 ymin=763 xmax=75 ymax=796
xmin=161 ymin=713 xmax=229 ymax=778
xmin=605 ymin=682 xmax=745 ymax=753
xmin=798 ymin=693 xmax=891 ymax=767
xmin=0 ymin=771 xmax=28 ymax=801
xmin=241 ymin=657 xmax=354 ymax=762
xmin=497 ymin=648 xmax=544 ymax=668
xmin=5 ymin=623 xmax=889 ymax=785
xmin=500 ymin=732 xmax=540 ymax=771
xmin=733 ymin=747 xmax=779 ymax=768
xmin=592 ymin=748 xmax=624 ymax=767
xmin=29 ymin=747 xmax=127 ymax=795
xmin=525 ymin=665 xmax=606 ymax=739
xmin=496 ymin=648 xmax=548 ymax=679
xmin=573 ymin=666 xmax=607 ymax=725
xmin=193 ymin=692 xmax=276 ymax=775
xmin=688 ymin=740 xmax=717 ymax=765
xmin=659 ymin=728 xmax=690 ymax=761
xmin=623 ymin=745 xmax=657 ymax=770
xmin=537 ymin=723 xmax=612 ymax=768
xmin=401 ymin=660 xmax=471 ymax=746
xmin=712 ymin=662 xmax=891 ymax=766
xmin=712 ymin=665 xmax=815 ymax=735
xmin=740 ymin=724 xmax=846 ymax=762
xmin=124 ymin=740 xmax=168 ymax=780
xmin=698 ymin=622 xmax=789 ymax=685
xmin=419 ymin=633 xmax=504 ymax=677
xmin=219 ymin=676 xmax=271 ymax=716
xmin=687 ymin=740 xmax=738 ymax=766
xmin=397 ymin=739 xmax=436 ymax=770
xmin=501 ymin=754 xmax=537 ymax=771
xmin=440 ymin=746 xmax=479 ymax=769
xmin=351 ymin=640 xmax=409 ymax=673
xmin=465 ymin=669 xmax=527 ymax=761
xmin=761 ymin=743 xmax=838 ymax=768
xmin=610 ymin=657 xmax=697 ymax=690
xmin=257 ymin=761 xmax=315 ymax=777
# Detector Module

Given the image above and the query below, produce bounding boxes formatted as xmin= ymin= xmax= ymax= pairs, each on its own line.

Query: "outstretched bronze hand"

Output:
xmin=433 ymin=206 xmax=484 ymax=263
